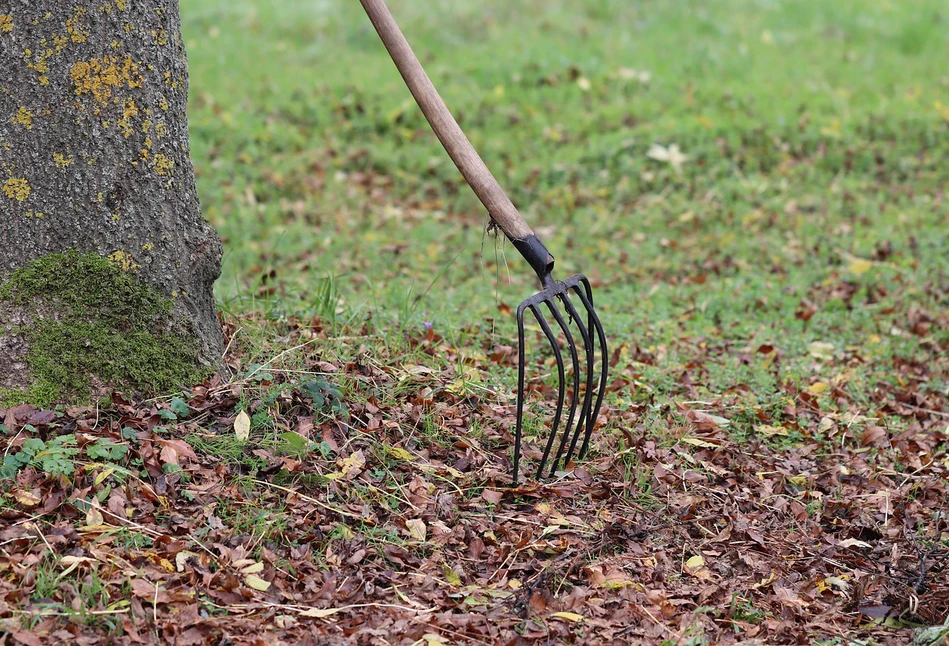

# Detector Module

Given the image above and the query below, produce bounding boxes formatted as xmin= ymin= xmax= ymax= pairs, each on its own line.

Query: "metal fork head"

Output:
xmin=512 ymin=273 xmax=608 ymax=482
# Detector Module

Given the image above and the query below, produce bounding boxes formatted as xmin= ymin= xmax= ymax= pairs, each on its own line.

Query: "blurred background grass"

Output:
xmin=180 ymin=0 xmax=948 ymax=429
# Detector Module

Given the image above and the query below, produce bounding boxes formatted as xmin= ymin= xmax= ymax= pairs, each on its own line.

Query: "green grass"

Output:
xmin=180 ymin=0 xmax=948 ymax=456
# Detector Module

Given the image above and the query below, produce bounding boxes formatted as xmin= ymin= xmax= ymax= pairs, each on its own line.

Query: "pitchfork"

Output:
xmin=360 ymin=0 xmax=608 ymax=482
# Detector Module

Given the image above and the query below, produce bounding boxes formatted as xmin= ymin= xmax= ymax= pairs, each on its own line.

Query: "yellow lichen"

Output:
xmin=150 ymin=28 xmax=168 ymax=46
xmin=152 ymin=153 xmax=173 ymax=176
xmin=158 ymin=96 xmax=169 ymax=111
xmin=70 ymin=55 xmax=143 ymax=108
xmin=0 ymin=15 xmax=13 ymax=33
xmin=2 ymin=177 xmax=31 ymax=201
xmin=108 ymin=250 xmax=140 ymax=271
xmin=116 ymin=0 xmax=127 ymax=10
xmin=141 ymin=243 xmax=154 ymax=251
xmin=52 ymin=33 xmax=68 ymax=54
xmin=53 ymin=153 xmax=74 ymax=167
xmin=12 ymin=107 xmax=33 ymax=129
xmin=154 ymin=123 xmax=167 ymax=138
xmin=66 ymin=8 xmax=89 ymax=43
xmin=25 ymin=210 xmax=45 ymax=218
xmin=118 ymin=97 xmax=138 ymax=137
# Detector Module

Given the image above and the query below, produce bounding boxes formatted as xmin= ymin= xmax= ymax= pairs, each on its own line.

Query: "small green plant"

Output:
xmin=302 ymin=375 xmax=347 ymax=418
xmin=728 ymin=595 xmax=769 ymax=625
xmin=85 ymin=439 xmax=129 ymax=463
xmin=1 ymin=434 xmax=78 ymax=478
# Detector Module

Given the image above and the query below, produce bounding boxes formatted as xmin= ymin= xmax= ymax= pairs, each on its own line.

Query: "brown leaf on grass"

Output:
xmin=3 ymin=407 xmax=15 ymax=432
xmin=130 ymin=578 xmax=171 ymax=603
xmin=481 ymin=489 xmax=503 ymax=504
xmin=9 ymin=631 xmax=43 ymax=646
xmin=26 ymin=410 xmax=56 ymax=426
xmin=861 ymin=425 xmax=889 ymax=447
xmin=156 ymin=438 xmax=198 ymax=466
xmin=14 ymin=489 xmax=41 ymax=508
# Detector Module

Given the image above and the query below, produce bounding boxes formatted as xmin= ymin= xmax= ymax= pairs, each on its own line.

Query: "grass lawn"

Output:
xmin=1 ymin=0 xmax=947 ymax=643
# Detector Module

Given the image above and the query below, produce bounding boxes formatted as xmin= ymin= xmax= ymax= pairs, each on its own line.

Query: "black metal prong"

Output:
xmin=551 ymin=288 xmax=595 ymax=474
xmin=531 ymin=302 xmax=568 ymax=478
xmin=538 ymin=298 xmax=578 ymax=476
xmin=572 ymin=276 xmax=608 ymax=459
xmin=512 ymin=274 xmax=608 ymax=483
xmin=513 ymin=302 xmax=527 ymax=484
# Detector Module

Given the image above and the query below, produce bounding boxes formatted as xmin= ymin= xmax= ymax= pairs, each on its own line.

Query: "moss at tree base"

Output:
xmin=0 ymin=251 xmax=209 ymax=408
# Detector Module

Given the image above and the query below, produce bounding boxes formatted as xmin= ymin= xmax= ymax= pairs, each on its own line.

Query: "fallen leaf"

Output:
xmin=405 ymin=518 xmax=426 ymax=542
xmin=339 ymin=450 xmax=366 ymax=478
xmin=234 ymin=410 xmax=251 ymax=441
xmin=808 ymin=341 xmax=835 ymax=360
xmin=441 ymin=563 xmax=462 ymax=587
xmin=681 ymin=437 xmax=719 ymax=448
xmin=647 ymin=143 xmax=688 ymax=172
xmin=245 ymin=574 xmax=271 ymax=591
xmin=861 ymin=425 xmax=889 ymax=447
xmin=684 ymin=554 xmax=713 ymax=580
xmin=15 ymin=490 xmax=41 ymax=508
xmin=848 ymin=258 xmax=872 ymax=275
xmin=130 ymin=578 xmax=170 ymax=602
xmin=175 ymin=551 xmax=199 ymax=572
xmin=482 ymin=489 xmax=503 ymax=505
xmin=86 ymin=504 xmax=104 ymax=527
xmin=387 ymin=447 xmax=415 ymax=461
xmin=550 ymin=611 xmax=584 ymax=622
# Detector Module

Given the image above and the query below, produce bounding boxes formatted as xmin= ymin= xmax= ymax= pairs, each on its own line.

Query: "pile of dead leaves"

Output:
xmin=1 ymin=324 xmax=947 ymax=645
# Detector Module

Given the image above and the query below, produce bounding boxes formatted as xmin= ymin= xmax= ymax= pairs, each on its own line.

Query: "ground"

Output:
xmin=1 ymin=0 xmax=948 ymax=644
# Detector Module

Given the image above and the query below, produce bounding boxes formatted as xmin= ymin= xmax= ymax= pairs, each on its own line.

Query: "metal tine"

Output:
xmin=536 ymin=296 xmax=581 ymax=477
xmin=531 ymin=303 xmax=568 ymax=478
xmin=549 ymin=288 xmax=595 ymax=475
xmin=513 ymin=303 xmax=527 ymax=483
xmin=570 ymin=277 xmax=608 ymax=459
xmin=513 ymin=276 xmax=608 ymax=483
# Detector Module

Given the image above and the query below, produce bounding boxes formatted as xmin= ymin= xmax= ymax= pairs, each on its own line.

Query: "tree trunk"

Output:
xmin=0 ymin=0 xmax=222 ymax=404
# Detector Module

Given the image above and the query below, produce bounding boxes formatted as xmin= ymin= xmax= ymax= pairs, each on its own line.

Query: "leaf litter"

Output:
xmin=0 ymin=314 xmax=946 ymax=645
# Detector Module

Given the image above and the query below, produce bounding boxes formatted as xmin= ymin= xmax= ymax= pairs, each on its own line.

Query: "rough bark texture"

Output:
xmin=0 ymin=0 xmax=223 ymax=395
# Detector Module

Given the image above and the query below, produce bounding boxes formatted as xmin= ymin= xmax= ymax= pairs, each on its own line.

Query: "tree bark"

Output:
xmin=0 ymin=0 xmax=222 ymax=400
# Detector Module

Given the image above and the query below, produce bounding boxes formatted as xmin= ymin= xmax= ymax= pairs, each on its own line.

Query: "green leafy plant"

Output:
xmin=1 ymin=434 xmax=79 ymax=478
xmin=302 ymin=376 xmax=347 ymax=418
xmin=85 ymin=438 xmax=130 ymax=463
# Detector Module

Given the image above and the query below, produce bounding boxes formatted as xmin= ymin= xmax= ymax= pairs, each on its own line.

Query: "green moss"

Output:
xmin=0 ymin=251 xmax=206 ymax=407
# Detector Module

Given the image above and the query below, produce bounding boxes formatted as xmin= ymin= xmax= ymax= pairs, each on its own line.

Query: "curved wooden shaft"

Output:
xmin=359 ymin=0 xmax=534 ymax=242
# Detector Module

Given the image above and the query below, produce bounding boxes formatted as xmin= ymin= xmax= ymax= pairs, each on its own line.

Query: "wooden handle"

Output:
xmin=359 ymin=0 xmax=534 ymax=242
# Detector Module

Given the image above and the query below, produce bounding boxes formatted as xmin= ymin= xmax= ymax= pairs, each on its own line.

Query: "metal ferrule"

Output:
xmin=511 ymin=234 xmax=555 ymax=288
